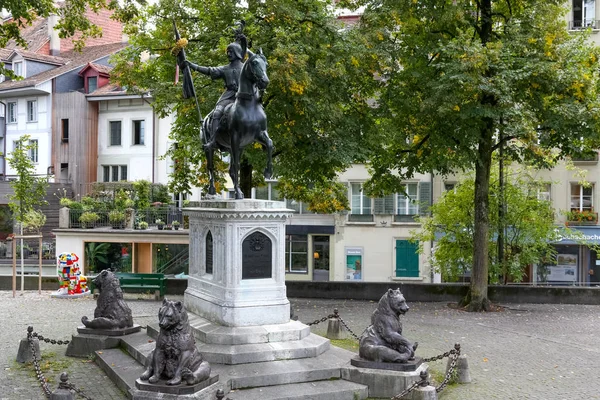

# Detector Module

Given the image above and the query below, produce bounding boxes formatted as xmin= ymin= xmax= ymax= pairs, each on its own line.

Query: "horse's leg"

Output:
xmin=257 ymin=130 xmax=273 ymax=179
xmin=229 ymin=132 xmax=244 ymax=199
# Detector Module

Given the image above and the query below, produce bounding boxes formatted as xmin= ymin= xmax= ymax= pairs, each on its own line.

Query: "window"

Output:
xmin=572 ymin=0 xmax=596 ymax=29
xmin=444 ymin=182 xmax=456 ymax=192
xmin=571 ymin=183 xmax=593 ymax=211
xmin=254 ymin=181 xmax=281 ymax=201
xmin=88 ymin=76 xmax=97 ymax=94
xmin=395 ymin=240 xmax=419 ymax=278
xmin=351 ymin=183 xmax=372 ymax=215
xmin=537 ymin=183 xmax=551 ymax=201
xmin=397 ymin=183 xmax=419 ymax=215
xmin=29 ymin=140 xmax=38 ymax=163
xmin=7 ymin=102 xmax=17 ymax=123
xmin=26 ymin=100 xmax=37 ymax=122
xmin=133 ymin=120 xmax=145 ymax=145
xmin=13 ymin=61 xmax=23 ymax=77
xmin=102 ymin=165 xmax=127 ymax=182
xmin=285 ymin=234 xmax=308 ymax=273
xmin=61 ymin=119 xmax=69 ymax=143
xmin=109 ymin=121 xmax=121 ymax=146
xmin=374 ymin=194 xmax=394 ymax=214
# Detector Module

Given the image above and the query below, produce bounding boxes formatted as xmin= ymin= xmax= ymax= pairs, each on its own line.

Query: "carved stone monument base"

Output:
xmin=184 ymin=200 xmax=292 ymax=327
xmin=77 ymin=324 xmax=141 ymax=336
xmin=135 ymin=374 xmax=219 ymax=395
xmin=350 ymin=356 xmax=423 ymax=371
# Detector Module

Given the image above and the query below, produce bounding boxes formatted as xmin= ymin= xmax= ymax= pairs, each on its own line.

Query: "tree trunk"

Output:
xmin=468 ymin=124 xmax=493 ymax=312
xmin=240 ymin=157 xmax=253 ymax=199
xmin=465 ymin=0 xmax=494 ymax=312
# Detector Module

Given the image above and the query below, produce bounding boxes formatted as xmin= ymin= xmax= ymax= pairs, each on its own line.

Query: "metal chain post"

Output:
xmin=27 ymin=326 xmax=52 ymax=398
xmin=435 ymin=343 xmax=461 ymax=393
xmin=26 ymin=326 xmax=93 ymax=400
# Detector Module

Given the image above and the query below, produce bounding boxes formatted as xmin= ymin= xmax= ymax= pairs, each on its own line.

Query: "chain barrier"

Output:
xmin=27 ymin=327 xmax=52 ymax=398
xmin=26 ymin=326 xmax=93 ymax=400
xmin=434 ymin=343 xmax=460 ymax=393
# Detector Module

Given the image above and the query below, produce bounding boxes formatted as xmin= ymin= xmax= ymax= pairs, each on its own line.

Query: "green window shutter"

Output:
xmin=419 ymin=181 xmax=431 ymax=216
xmin=395 ymin=240 xmax=419 ymax=277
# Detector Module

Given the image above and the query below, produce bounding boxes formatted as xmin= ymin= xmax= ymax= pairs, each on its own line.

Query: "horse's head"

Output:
xmin=246 ymin=48 xmax=269 ymax=91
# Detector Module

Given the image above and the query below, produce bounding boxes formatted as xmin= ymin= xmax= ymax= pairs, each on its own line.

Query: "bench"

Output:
xmin=89 ymin=272 xmax=166 ymax=300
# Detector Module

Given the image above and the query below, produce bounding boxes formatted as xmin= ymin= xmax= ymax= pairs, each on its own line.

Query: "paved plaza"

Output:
xmin=0 ymin=290 xmax=599 ymax=399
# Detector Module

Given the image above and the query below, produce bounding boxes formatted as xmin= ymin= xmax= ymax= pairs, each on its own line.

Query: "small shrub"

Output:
xmin=108 ymin=210 xmax=126 ymax=223
xmin=139 ymin=221 xmax=149 ymax=229
xmin=79 ymin=212 xmax=99 ymax=227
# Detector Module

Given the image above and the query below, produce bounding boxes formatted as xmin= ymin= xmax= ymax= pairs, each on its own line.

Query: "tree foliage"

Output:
xmin=6 ymin=136 xmax=48 ymax=225
xmin=110 ymin=0 xmax=376 ymax=213
xmin=351 ymin=0 xmax=600 ymax=310
xmin=413 ymin=167 xmax=560 ymax=283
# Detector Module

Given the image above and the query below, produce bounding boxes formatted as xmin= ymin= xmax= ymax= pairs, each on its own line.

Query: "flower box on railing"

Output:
xmin=566 ymin=209 xmax=598 ymax=226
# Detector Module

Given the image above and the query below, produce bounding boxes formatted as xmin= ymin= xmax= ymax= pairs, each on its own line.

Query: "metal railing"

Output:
xmin=569 ymin=19 xmax=598 ymax=30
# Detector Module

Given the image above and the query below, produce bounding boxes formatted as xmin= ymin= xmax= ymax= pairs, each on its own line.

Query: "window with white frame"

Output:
xmin=350 ymin=183 xmax=372 ymax=215
xmin=88 ymin=76 xmax=97 ymax=94
xmin=13 ymin=61 xmax=23 ymax=77
xmin=26 ymin=100 xmax=37 ymax=122
xmin=285 ymin=234 xmax=308 ymax=273
xmin=255 ymin=181 xmax=281 ymax=200
xmin=397 ymin=183 xmax=419 ymax=215
xmin=133 ymin=120 xmax=145 ymax=145
xmin=537 ymin=183 xmax=551 ymax=201
xmin=102 ymin=165 xmax=128 ymax=182
xmin=7 ymin=102 xmax=16 ymax=123
xmin=570 ymin=183 xmax=593 ymax=211
xmin=572 ymin=0 xmax=596 ymax=29
xmin=109 ymin=121 xmax=121 ymax=146
xmin=29 ymin=139 xmax=38 ymax=163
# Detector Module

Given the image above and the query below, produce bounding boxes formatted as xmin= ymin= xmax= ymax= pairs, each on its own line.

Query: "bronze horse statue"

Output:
xmin=201 ymin=49 xmax=273 ymax=199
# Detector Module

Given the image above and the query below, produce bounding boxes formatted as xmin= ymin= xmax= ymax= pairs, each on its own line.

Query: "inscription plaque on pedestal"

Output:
xmin=242 ymin=232 xmax=272 ymax=279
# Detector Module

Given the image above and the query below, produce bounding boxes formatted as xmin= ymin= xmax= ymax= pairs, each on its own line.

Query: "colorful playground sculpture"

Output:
xmin=52 ymin=252 xmax=90 ymax=298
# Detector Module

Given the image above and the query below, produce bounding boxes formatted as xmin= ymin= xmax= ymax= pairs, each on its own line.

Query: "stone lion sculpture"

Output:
xmin=358 ymin=288 xmax=418 ymax=363
xmin=140 ymin=299 xmax=211 ymax=386
xmin=81 ymin=269 xmax=134 ymax=330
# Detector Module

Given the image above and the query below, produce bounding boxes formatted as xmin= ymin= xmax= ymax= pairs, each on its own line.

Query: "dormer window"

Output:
xmin=13 ymin=61 xmax=23 ymax=78
xmin=88 ymin=76 xmax=97 ymax=93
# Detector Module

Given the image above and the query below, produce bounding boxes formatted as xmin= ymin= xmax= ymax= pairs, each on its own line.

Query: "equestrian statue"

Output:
xmin=175 ymin=21 xmax=273 ymax=199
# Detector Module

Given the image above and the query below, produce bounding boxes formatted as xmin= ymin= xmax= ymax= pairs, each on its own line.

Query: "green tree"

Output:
xmin=7 ymin=136 xmax=48 ymax=228
xmin=413 ymin=167 xmax=561 ymax=284
xmin=110 ymin=0 xmax=375 ymax=212
xmin=353 ymin=0 xmax=600 ymax=310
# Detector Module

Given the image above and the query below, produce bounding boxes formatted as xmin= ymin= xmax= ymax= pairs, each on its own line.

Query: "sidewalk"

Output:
xmin=1 ymin=291 xmax=599 ymax=399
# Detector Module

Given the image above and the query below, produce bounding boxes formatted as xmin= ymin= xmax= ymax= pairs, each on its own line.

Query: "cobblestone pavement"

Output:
xmin=2 ymin=291 xmax=600 ymax=399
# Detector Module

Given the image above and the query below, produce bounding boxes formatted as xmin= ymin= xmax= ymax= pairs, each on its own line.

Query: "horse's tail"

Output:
xmin=201 ymin=111 xmax=213 ymax=145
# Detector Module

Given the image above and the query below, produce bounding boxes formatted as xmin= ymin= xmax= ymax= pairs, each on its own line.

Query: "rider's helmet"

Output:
xmin=226 ymin=41 xmax=244 ymax=60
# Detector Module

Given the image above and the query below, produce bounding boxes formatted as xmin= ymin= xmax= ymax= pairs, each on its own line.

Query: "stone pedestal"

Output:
xmin=184 ymin=200 xmax=292 ymax=327
xmin=16 ymin=338 xmax=39 ymax=363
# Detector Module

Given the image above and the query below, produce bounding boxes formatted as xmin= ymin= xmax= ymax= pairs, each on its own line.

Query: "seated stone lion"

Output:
xmin=358 ymin=288 xmax=418 ymax=363
xmin=140 ymin=299 xmax=211 ymax=386
xmin=81 ymin=270 xmax=134 ymax=330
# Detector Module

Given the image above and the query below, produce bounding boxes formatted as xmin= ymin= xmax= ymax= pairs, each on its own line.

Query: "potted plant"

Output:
xmin=79 ymin=211 xmax=99 ymax=229
xmin=139 ymin=221 xmax=149 ymax=230
xmin=109 ymin=210 xmax=126 ymax=229
xmin=172 ymin=221 xmax=181 ymax=230
xmin=156 ymin=219 xmax=165 ymax=230
xmin=566 ymin=208 xmax=598 ymax=226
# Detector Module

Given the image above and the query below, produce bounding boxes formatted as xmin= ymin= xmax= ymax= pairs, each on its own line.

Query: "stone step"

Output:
xmin=120 ymin=330 xmax=357 ymax=391
xmin=225 ymin=380 xmax=368 ymax=400
xmin=147 ymin=324 xmax=330 ymax=365
xmin=187 ymin=315 xmax=311 ymax=345
xmin=95 ymin=347 xmax=146 ymax=396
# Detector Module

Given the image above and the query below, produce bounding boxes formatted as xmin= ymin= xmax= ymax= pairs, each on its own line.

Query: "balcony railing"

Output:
xmin=569 ymin=19 xmax=598 ymax=30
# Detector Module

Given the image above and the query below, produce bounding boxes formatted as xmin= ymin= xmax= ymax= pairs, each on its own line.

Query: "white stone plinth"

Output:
xmin=184 ymin=200 xmax=292 ymax=327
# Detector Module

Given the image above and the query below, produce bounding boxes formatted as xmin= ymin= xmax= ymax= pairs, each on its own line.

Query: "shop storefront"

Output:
xmin=534 ymin=227 xmax=600 ymax=286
